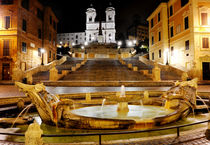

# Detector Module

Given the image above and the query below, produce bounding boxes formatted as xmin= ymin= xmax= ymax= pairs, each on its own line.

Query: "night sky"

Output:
xmin=42 ymin=0 xmax=166 ymax=38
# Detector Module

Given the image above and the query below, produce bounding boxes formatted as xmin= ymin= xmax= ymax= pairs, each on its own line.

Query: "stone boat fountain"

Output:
xmin=15 ymin=78 xmax=198 ymax=130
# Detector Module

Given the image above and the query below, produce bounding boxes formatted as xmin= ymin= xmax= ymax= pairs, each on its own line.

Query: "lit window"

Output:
xmin=202 ymin=38 xmax=209 ymax=48
xmin=22 ymin=42 xmax=27 ymax=52
xmin=201 ymin=13 xmax=208 ymax=25
xmin=176 ymin=24 xmax=181 ymax=34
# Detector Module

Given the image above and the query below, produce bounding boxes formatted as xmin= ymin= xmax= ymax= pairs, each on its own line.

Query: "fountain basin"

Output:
xmin=69 ymin=105 xmax=175 ymax=129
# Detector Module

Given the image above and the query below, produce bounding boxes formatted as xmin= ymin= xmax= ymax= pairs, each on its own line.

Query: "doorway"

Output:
xmin=2 ymin=63 xmax=11 ymax=80
xmin=202 ymin=62 xmax=210 ymax=80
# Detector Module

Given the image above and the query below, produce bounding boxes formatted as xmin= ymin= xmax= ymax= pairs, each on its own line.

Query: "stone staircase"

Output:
xmin=61 ymin=59 xmax=152 ymax=81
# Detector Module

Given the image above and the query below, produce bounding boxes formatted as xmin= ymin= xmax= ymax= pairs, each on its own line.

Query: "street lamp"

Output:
xmin=41 ymin=48 xmax=45 ymax=65
xmin=117 ymin=41 xmax=122 ymax=49
xmin=84 ymin=41 xmax=88 ymax=46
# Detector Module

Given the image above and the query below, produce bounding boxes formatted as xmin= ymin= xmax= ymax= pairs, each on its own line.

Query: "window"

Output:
xmin=53 ymin=53 xmax=55 ymax=60
xmin=89 ymin=17 xmax=92 ymax=22
xmin=22 ymin=42 xmax=27 ymax=52
xmin=49 ymin=51 xmax=51 ymax=58
xmin=185 ymin=40 xmax=189 ymax=50
xmin=50 ymin=16 xmax=52 ymax=24
xmin=151 ymin=19 xmax=154 ymax=28
xmin=152 ymin=52 xmax=154 ymax=60
xmin=202 ymin=38 xmax=209 ymax=48
xmin=159 ymin=49 xmax=161 ymax=58
xmin=170 ymin=26 xmax=174 ymax=37
xmin=171 ymin=47 xmax=174 ymax=56
xmin=176 ymin=24 xmax=181 ymax=34
xmin=38 ymin=29 xmax=41 ymax=39
xmin=152 ymin=36 xmax=154 ymax=45
xmin=37 ymin=8 xmax=43 ymax=20
xmin=53 ymin=21 xmax=56 ymax=30
xmin=181 ymin=0 xmax=189 ymax=7
xmin=38 ymin=48 xmax=41 ymax=57
xmin=5 ymin=16 xmax=10 ymax=29
xmin=109 ymin=15 xmax=112 ymax=21
xmin=158 ymin=12 xmax=161 ymax=22
xmin=170 ymin=5 xmax=173 ymax=16
xmin=159 ymin=31 xmax=161 ymax=41
xmin=184 ymin=16 xmax=189 ymax=30
xmin=201 ymin=13 xmax=208 ymax=25
xmin=76 ymin=35 xmax=78 ymax=39
xmin=1 ymin=0 xmax=13 ymax=5
xmin=22 ymin=19 xmax=27 ymax=32
xmin=21 ymin=0 xmax=29 ymax=10
xmin=3 ymin=40 xmax=9 ymax=56
xmin=49 ymin=33 xmax=51 ymax=42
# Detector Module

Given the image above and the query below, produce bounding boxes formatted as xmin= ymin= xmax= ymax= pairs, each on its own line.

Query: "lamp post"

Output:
xmin=41 ymin=48 xmax=45 ymax=65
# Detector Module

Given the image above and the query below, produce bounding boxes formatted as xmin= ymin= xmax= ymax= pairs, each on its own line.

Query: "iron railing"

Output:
xmin=0 ymin=120 xmax=209 ymax=145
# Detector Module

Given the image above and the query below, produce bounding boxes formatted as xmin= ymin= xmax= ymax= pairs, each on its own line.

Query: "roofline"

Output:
xmin=147 ymin=2 xmax=168 ymax=21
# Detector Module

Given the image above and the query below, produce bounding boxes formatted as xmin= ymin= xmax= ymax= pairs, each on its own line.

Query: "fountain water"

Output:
xmin=11 ymin=103 xmax=33 ymax=128
xmin=117 ymin=85 xmax=129 ymax=112
xmin=101 ymin=99 xmax=106 ymax=111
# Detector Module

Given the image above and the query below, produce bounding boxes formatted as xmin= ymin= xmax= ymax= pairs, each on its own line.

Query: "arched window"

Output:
xmin=89 ymin=17 xmax=92 ymax=22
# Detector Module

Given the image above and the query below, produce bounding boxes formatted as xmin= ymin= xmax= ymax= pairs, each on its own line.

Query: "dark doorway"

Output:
xmin=202 ymin=62 xmax=210 ymax=80
xmin=2 ymin=63 xmax=11 ymax=80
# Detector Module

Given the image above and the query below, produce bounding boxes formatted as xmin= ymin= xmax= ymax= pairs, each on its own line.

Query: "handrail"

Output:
xmin=0 ymin=120 xmax=209 ymax=145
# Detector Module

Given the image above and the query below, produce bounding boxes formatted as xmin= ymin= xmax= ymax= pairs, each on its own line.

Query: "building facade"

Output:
xmin=127 ymin=25 xmax=149 ymax=45
xmin=147 ymin=0 xmax=210 ymax=80
xmin=57 ymin=4 xmax=116 ymax=47
xmin=0 ymin=0 xmax=58 ymax=80
xmin=57 ymin=32 xmax=85 ymax=46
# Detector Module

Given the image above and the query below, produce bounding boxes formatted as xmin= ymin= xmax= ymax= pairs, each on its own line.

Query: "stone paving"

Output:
xmin=1 ymin=85 xmax=210 ymax=98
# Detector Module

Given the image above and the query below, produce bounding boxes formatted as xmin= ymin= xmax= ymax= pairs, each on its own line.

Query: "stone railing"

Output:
xmin=13 ymin=56 xmax=67 ymax=84
xmin=49 ymin=59 xmax=87 ymax=81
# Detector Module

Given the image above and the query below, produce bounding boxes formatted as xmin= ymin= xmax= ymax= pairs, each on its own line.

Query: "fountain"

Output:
xmin=15 ymin=78 xmax=198 ymax=130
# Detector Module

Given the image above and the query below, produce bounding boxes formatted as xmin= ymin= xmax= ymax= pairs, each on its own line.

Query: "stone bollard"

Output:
xmin=17 ymin=98 xmax=25 ymax=110
xmin=133 ymin=66 xmax=138 ymax=71
xmin=128 ymin=64 xmax=132 ymax=69
xmin=76 ymin=63 xmax=81 ymax=69
xmin=181 ymin=72 xmax=188 ymax=81
xmin=25 ymin=121 xmax=43 ymax=145
xmin=26 ymin=73 xmax=33 ymax=84
xmin=205 ymin=97 xmax=210 ymax=140
xmin=152 ymin=62 xmax=161 ymax=81
xmin=71 ymin=66 xmax=76 ymax=72
xmin=49 ymin=67 xmax=58 ymax=81
xmin=86 ymin=93 xmax=91 ymax=102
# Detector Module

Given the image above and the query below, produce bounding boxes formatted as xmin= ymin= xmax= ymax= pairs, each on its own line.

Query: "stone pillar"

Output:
xmin=49 ymin=67 xmax=58 ymax=81
xmin=25 ymin=121 xmax=43 ymax=145
xmin=26 ymin=73 xmax=33 ymax=84
xmin=152 ymin=62 xmax=161 ymax=81
xmin=128 ymin=63 xmax=132 ymax=69
xmin=205 ymin=97 xmax=210 ymax=140
xmin=181 ymin=72 xmax=188 ymax=81
xmin=133 ymin=66 xmax=138 ymax=71
xmin=71 ymin=66 xmax=76 ymax=72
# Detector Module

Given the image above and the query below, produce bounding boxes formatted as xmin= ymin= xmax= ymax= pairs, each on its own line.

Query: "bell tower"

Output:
xmin=86 ymin=4 xmax=96 ymax=23
xmin=106 ymin=3 xmax=115 ymax=22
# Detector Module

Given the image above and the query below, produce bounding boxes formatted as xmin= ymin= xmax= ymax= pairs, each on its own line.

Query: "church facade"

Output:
xmin=57 ymin=4 xmax=116 ymax=46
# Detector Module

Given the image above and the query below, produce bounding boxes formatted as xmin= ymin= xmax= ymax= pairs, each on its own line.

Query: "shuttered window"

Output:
xmin=201 ymin=13 xmax=208 ymax=25
xmin=3 ymin=40 xmax=10 ymax=56
xmin=202 ymin=38 xmax=209 ymax=48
